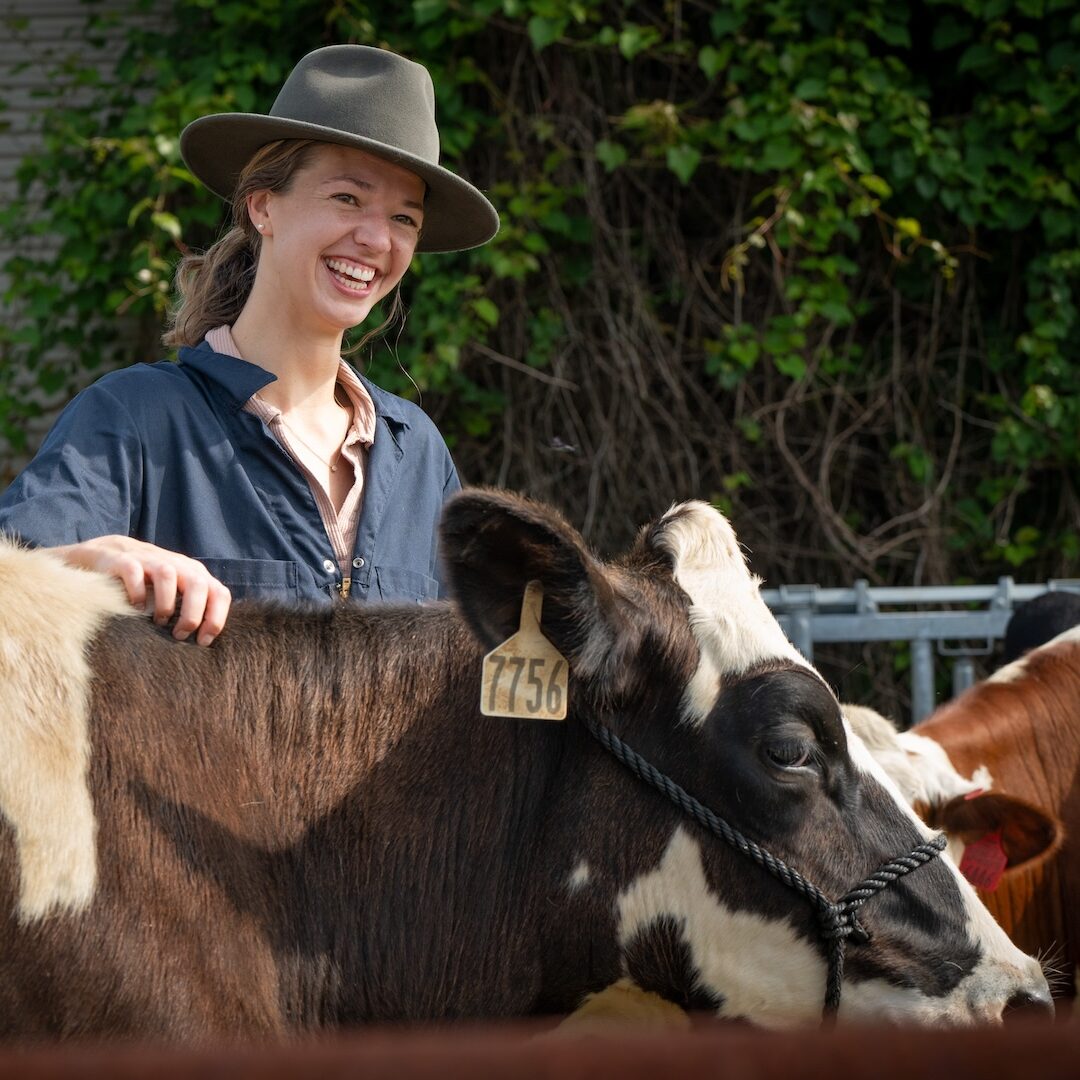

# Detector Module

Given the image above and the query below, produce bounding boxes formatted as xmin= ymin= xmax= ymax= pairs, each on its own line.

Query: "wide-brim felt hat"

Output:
xmin=180 ymin=45 xmax=499 ymax=254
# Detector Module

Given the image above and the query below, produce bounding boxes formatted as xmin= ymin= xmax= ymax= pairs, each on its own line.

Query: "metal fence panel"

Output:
xmin=762 ymin=578 xmax=1080 ymax=726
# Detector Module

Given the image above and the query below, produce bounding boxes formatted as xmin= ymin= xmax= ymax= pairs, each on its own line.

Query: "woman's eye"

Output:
xmin=333 ymin=193 xmax=357 ymax=205
xmin=765 ymin=741 xmax=812 ymax=770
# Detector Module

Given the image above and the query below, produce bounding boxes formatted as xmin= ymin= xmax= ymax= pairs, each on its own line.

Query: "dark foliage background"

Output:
xmin=2 ymin=0 xmax=1078 ymax=712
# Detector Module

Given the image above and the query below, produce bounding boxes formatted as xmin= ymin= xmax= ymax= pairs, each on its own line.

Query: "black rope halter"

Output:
xmin=580 ymin=715 xmax=948 ymax=1023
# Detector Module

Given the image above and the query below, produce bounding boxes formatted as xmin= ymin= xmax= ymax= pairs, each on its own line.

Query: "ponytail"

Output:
xmin=164 ymin=139 xmax=318 ymax=348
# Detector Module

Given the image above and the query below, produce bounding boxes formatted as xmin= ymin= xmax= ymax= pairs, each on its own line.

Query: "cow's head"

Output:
xmin=441 ymin=491 xmax=1051 ymax=1028
xmin=845 ymin=705 xmax=1064 ymax=886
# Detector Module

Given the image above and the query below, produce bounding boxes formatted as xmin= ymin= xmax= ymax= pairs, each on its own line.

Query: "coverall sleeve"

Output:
xmin=0 ymin=381 xmax=142 ymax=547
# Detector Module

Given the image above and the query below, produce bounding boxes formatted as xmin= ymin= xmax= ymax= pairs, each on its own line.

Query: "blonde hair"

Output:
xmin=164 ymin=138 xmax=405 ymax=353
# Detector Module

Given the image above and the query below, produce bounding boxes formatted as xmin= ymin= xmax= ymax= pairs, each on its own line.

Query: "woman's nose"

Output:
xmin=352 ymin=216 xmax=391 ymax=253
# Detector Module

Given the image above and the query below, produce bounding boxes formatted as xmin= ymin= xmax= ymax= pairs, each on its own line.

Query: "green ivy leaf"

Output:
xmin=527 ymin=14 xmax=565 ymax=51
xmin=774 ymin=354 xmax=807 ymax=379
xmin=710 ymin=10 xmax=745 ymax=38
xmin=736 ymin=416 xmax=762 ymax=443
xmin=594 ymin=139 xmax=628 ymax=172
xmin=127 ymin=196 xmax=154 ymax=227
xmin=859 ymin=173 xmax=892 ymax=199
xmin=471 ymin=296 xmax=500 ymax=327
xmin=816 ymin=300 xmax=854 ymax=325
xmin=618 ymin=24 xmax=661 ymax=60
xmin=876 ymin=23 xmax=911 ymax=48
xmin=760 ymin=138 xmax=801 ymax=172
xmin=150 ymin=211 xmax=181 ymax=240
xmin=666 ymin=144 xmax=701 ymax=185
xmin=794 ymin=77 xmax=827 ymax=101
xmin=914 ymin=174 xmax=939 ymax=199
xmin=928 ymin=18 xmax=972 ymax=51
xmin=412 ymin=0 xmax=448 ymax=25
xmin=957 ymin=43 xmax=996 ymax=73
xmin=729 ymin=338 xmax=759 ymax=367
xmin=699 ymin=44 xmax=731 ymax=80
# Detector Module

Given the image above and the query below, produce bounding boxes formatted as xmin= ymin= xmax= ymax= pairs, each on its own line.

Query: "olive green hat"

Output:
xmin=179 ymin=45 xmax=499 ymax=253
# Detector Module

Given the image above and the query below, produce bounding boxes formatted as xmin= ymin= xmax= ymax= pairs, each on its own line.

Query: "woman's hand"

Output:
xmin=52 ymin=536 xmax=231 ymax=646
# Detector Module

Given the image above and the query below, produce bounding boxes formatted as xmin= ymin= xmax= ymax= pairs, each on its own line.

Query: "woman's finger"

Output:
xmin=197 ymin=580 xmax=232 ymax=647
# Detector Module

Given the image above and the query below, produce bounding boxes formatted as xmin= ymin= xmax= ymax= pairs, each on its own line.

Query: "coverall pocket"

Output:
xmin=373 ymin=565 xmax=440 ymax=603
xmin=195 ymin=557 xmax=301 ymax=603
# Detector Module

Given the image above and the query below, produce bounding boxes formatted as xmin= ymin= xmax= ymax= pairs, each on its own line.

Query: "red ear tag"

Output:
xmin=962 ymin=788 xmax=985 ymax=801
xmin=959 ymin=830 xmax=1007 ymax=892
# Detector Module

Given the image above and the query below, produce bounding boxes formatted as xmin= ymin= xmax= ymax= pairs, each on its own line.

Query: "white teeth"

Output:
xmin=325 ymin=258 xmax=376 ymax=285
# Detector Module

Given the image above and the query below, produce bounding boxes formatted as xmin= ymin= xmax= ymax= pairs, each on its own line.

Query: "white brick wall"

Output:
xmin=0 ymin=0 xmax=166 ymax=475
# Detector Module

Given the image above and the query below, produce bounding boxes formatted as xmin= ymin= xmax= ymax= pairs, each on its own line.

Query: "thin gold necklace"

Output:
xmin=279 ymin=387 xmax=350 ymax=473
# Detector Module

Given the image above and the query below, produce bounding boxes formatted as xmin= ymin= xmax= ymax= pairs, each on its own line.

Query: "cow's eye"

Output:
xmin=764 ymin=739 xmax=812 ymax=770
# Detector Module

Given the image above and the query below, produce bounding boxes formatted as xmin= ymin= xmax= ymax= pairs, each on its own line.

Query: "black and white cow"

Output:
xmin=0 ymin=490 xmax=1050 ymax=1038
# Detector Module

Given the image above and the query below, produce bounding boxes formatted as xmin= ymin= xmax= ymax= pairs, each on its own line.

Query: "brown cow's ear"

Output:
xmin=440 ymin=489 xmax=624 ymax=669
xmin=936 ymin=792 xmax=1064 ymax=873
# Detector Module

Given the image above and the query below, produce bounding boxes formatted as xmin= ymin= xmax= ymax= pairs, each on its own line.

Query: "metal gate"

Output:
xmin=762 ymin=578 xmax=1080 ymax=726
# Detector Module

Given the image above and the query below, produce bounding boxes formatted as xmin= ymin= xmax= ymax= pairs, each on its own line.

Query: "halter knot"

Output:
xmin=818 ymin=903 xmax=869 ymax=945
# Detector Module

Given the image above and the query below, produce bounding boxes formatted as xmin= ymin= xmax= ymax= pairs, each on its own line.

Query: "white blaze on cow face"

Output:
xmin=653 ymin=502 xmax=814 ymax=725
xmin=0 ymin=539 xmax=132 ymax=922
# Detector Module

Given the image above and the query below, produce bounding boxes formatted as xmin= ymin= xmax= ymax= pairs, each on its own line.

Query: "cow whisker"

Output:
xmin=1034 ymin=945 xmax=1069 ymax=994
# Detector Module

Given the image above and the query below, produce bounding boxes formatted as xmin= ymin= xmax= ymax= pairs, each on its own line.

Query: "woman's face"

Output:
xmin=250 ymin=143 xmax=425 ymax=336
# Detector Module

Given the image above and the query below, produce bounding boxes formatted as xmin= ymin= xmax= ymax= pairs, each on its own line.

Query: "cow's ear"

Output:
xmin=936 ymin=792 xmax=1064 ymax=872
xmin=440 ymin=489 xmax=624 ymax=668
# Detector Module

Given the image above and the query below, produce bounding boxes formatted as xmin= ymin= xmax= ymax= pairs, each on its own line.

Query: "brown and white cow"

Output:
xmin=843 ymin=704 xmax=1061 ymax=883
xmin=0 ymin=490 xmax=1051 ymax=1038
xmin=851 ymin=629 xmax=1080 ymax=997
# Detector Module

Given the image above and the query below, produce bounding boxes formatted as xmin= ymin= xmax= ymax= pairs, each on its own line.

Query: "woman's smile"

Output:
xmin=323 ymin=256 xmax=377 ymax=295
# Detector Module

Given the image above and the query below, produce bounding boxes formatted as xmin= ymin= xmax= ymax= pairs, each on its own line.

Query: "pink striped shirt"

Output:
xmin=205 ymin=325 xmax=376 ymax=586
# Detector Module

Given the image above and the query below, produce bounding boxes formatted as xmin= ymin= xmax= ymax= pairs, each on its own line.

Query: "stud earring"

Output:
xmin=256 ymin=223 xmax=265 ymax=231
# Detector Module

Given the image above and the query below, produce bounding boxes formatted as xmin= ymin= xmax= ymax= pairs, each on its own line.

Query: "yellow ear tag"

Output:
xmin=480 ymin=580 xmax=568 ymax=720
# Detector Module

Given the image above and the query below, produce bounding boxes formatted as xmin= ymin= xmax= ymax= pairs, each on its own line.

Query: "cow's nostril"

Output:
xmin=1004 ymin=987 xmax=1055 ymax=1021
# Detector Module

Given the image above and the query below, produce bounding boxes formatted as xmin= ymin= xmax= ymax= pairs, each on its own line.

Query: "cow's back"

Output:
xmin=0 ymin=601 xmax=569 ymax=1038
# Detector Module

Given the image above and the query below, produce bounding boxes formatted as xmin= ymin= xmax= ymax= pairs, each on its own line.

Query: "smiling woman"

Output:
xmin=0 ymin=46 xmax=499 ymax=636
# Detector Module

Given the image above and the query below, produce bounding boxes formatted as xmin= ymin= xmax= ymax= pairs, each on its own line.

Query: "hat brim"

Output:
xmin=180 ymin=114 xmax=500 ymax=254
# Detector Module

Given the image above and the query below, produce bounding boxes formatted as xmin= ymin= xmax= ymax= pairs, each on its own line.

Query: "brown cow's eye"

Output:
xmin=765 ymin=740 xmax=812 ymax=770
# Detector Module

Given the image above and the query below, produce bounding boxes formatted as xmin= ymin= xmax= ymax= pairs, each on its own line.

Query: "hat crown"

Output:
xmin=270 ymin=45 xmax=440 ymax=165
